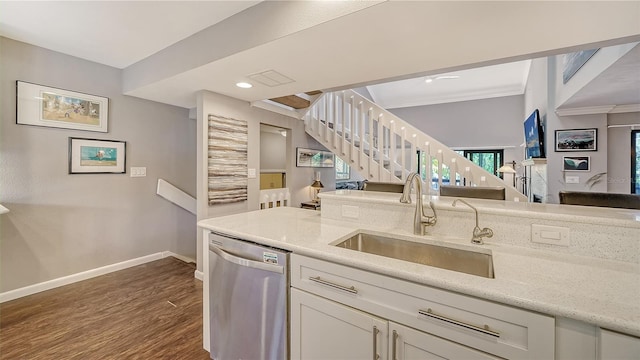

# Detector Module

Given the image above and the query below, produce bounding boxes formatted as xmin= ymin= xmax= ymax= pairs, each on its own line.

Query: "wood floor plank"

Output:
xmin=0 ymin=257 xmax=210 ymax=360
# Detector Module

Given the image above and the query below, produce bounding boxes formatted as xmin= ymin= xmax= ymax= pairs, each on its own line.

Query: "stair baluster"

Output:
xmin=302 ymin=89 xmax=526 ymax=201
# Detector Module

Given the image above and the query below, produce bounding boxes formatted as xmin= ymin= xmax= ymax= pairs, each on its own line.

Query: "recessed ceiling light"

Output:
xmin=425 ymin=78 xmax=434 ymax=83
xmin=236 ymin=82 xmax=253 ymax=89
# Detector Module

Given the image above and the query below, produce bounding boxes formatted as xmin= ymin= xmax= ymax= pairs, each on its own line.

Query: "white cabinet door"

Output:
xmin=388 ymin=322 xmax=501 ymax=360
xmin=598 ymin=328 xmax=640 ymax=360
xmin=291 ymin=288 xmax=387 ymax=360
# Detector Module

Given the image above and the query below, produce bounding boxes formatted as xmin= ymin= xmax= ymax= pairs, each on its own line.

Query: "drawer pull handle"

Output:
xmin=309 ymin=276 xmax=358 ymax=294
xmin=372 ymin=325 xmax=380 ymax=360
xmin=418 ymin=308 xmax=500 ymax=338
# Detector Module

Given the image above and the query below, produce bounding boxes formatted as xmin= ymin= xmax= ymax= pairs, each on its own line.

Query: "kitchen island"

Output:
xmin=198 ymin=190 xmax=640 ymax=358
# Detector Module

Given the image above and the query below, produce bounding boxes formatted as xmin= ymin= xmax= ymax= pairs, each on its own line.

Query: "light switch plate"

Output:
xmin=130 ymin=167 xmax=146 ymax=177
xmin=248 ymin=168 xmax=257 ymax=178
xmin=531 ymin=224 xmax=570 ymax=246
xmin=565 ymin=176 xmax=579 ymax=184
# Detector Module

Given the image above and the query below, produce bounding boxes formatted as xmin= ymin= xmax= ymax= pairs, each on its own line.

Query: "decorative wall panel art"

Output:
xmin=208 ymin=114 xmax=248 ymax=205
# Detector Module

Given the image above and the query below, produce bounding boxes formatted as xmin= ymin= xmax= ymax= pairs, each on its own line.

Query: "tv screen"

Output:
xmin=523 ymin=109 xmax=545 ymax=158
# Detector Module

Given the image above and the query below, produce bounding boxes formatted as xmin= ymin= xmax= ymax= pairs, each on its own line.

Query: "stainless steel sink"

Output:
xmin=334 ymin=232 xmax=494 ymax=278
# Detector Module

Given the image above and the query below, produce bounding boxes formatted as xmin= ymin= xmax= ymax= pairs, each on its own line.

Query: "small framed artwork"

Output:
xmin=563 ymin=156 xmax=590 ymax=171
xmin=555 ymin=128 xmax=597 ymax=152
xmin=296 ymin=147 xmax=334 ymax=168
xmin=17 ymin=81 xmax=109 ymax=132
xmin=69 ymin=137 xmax=126 ymax=174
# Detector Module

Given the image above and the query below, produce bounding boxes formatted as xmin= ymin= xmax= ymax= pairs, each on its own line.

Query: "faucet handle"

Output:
xmin=482 ymin=228 xmax=494 ymax=238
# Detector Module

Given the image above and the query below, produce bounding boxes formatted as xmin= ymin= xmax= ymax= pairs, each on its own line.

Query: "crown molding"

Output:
xmin=609 ymin=104 xmax=640 ymax=114
xmin=556 ymin=104 xmax=640 ymax=116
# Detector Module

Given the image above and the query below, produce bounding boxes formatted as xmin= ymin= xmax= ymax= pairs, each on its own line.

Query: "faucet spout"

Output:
xmin=400 ymin=172 xmax=437 ymax=235
xmin=452 ymin=199 xmax=493 ymax=245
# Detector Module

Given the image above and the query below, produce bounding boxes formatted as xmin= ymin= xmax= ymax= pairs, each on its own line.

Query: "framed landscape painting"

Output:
xmin=17 ymin=81 xmax=109 ymax=133
xmin=555 ymin=128 xmax=597 ymax=152
xmin=296 ymin=147 xmax=334 ymax=168
xmin=69 ymin=137 xmax=126 ymax=174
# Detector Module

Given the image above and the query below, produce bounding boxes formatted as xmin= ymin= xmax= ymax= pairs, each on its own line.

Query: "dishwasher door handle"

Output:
xmin=209 ymin=244 xmax=284 ymax=274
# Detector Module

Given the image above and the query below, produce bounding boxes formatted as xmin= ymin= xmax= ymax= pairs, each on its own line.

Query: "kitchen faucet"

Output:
xmin=452 ymin=199 xmax=493 ymax=245
xmin=400 ymin=172 xmax=437 ymax=235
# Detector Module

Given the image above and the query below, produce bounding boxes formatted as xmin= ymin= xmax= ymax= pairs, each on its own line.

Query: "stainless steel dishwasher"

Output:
xmin=208 ymin=232 xmax=289 ymax=360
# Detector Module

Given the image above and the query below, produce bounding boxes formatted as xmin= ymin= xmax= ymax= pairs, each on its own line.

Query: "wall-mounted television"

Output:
xmin=523 ymin=109 xmax=545 ymax=158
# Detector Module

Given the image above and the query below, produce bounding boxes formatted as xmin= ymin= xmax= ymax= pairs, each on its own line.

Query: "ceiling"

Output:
xmin=367 ymin=60 xmax=532 ymax=109
xmin=1 ymin=1 xmax=639 ymax=111
xmin=0 ymin=1 xmax=260 ymax=69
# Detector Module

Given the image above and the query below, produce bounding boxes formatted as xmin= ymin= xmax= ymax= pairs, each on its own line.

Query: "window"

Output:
xmin=632 ymin=130 xmax=640 ymax=194
xmin=417 ymin=149 xmax=504 ymax=190
xmin=461 ymin=150 xmax=504 ymax=177
xmin=417 ymin=151 xmax=456 ymax=190
xmin=335 ymin=157 xmax=350 ymax=180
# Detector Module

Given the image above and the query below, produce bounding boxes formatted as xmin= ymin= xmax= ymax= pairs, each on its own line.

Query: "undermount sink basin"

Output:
xmin=334 ymin=232 xmax=494 ymax=278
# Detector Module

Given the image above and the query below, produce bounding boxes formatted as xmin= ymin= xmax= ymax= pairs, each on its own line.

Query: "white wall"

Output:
xmin=556 ymin=42 xmax=638 ymax=108
xmin=195 ymin=91 xmax=334 ymax=272
xmin=524 ymin=57 xmax=549 ymax=129
xmin=608 ymin=112 xmax=640 ymax=193
xmin=0 ymin=37 xmax=196 ymax=292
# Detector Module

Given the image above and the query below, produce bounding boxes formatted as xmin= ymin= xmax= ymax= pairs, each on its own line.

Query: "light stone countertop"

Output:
xmin=198 ymin=206 xmax=640 ymax=337
xmin=321 ymin=190 xmax=640 ymax=228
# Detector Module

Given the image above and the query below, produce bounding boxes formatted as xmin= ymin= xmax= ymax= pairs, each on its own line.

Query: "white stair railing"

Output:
xmin=259 ymin=188 xmax=291 ymax=209
xmin=302 ymin=90 xmax=526 ymax=202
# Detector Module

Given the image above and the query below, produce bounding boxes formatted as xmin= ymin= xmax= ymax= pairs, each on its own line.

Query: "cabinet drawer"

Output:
xmin=291 ymin=254 xmax=554 ymax=359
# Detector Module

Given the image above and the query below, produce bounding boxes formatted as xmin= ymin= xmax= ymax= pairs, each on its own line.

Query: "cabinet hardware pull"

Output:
xmin=372 ymin=325 xmax=380 ymax=360
xmin=418 ymin=308 xmax=500 ymax=338
xmin=308 ymin=276 xmax=358 ymax=294
xmin=392 ymin=330 xmax=398 ymax=360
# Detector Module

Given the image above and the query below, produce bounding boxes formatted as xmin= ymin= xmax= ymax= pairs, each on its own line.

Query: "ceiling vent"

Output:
xmin=248 ymin=70 xmax=295 ymax=87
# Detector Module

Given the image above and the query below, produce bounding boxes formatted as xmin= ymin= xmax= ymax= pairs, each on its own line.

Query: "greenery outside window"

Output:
xmin=417 ymin=149 xmax=504 ymax=189
xmin=460 ymin=150 xmax=504 ymax=178
xmin=336 ymin=157 xmax=350 ymax=180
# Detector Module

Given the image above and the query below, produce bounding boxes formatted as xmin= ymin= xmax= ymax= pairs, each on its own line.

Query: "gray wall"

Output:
xmin=260 ymin=130 xmax=286 ymax=171
xmin=545 ymin=56 xmax=609 ymax=203
xmin=195 ymin=91 xmax=333 ymax=272
xmin=388 ymin=95 xmax=525 ymax=167
xmin=0 ymin=37 xmax=196 ymax=292
xmin=608 ymin=112 xmax=640 ymax=193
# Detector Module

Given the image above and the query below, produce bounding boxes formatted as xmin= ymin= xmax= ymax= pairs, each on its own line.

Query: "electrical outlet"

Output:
xmin=531 ymin=224 xmax=570 ymax=246
xmin=130 ymin=167 xmax=146 ymax=177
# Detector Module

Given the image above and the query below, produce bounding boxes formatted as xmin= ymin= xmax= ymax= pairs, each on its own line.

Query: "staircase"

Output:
xmin=302 ymin=89 xmax=526 ymax=201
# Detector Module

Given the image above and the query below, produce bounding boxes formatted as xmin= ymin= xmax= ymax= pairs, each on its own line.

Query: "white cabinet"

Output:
xmin=291 ymin=287 xmax=500 ymax=360
xmin=598 ymin=328 xmax=640 ymax=360
xmin=290 ymin=288 xmax=387 ymax=360
xmin=291 ymin=254 xmax=555 ymax=359
xmin=389 ymin=322 xmax=501 ymax=360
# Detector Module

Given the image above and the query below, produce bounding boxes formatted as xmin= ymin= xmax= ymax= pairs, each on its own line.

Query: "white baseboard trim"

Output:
xmin=194 ymin=270 xmax=204 ymax=281
xmin=162 ymin=251 xmax=196 ymax=264
xmin=0 ymin=251 xmax=196 ymax=303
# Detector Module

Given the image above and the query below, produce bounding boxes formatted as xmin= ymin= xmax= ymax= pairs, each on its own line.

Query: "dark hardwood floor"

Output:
xmin=0 ymin=257 xmax=211 ymax=359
